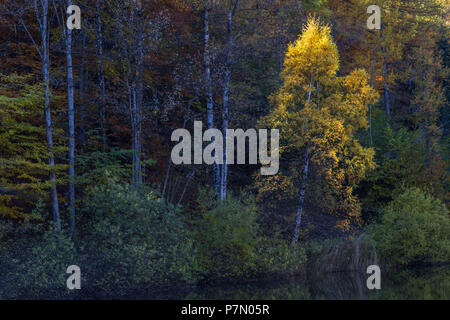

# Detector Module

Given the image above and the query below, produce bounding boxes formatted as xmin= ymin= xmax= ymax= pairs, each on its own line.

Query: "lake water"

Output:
xmin=1 ymin=266 xmax=448 ymax=299
xmin=145 ymin=266 xmax=449 ymax=300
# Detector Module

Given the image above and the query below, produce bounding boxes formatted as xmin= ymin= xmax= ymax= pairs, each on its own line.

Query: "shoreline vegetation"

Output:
xmin=0 ymin=182 xmax=448 ymax=299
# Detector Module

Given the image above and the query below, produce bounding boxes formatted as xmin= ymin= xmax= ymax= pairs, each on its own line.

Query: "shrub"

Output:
xmin=370 ymin=187 xmax=450 ymax=267
xmin=193 ymin=189 xmax=259 ymax=279
xmin=0 ymin=201 xmax=78 ymax=299
xmin=254 ymin=238 xmax=307 ymax=275
xmin=306 ymin=234 xmax=378 ymax=274
xmin=0 ymin=228 xmax=77 ymax=299
xmin=80 ymin=182 xmax=196 ymax=293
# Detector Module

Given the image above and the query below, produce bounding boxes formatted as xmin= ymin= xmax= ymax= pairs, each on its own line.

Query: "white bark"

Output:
xmin=220 ymin=0 xmax=239 ymax=201
xmin=292 ymin=76 xmax=313 ymax=243
xmin=66 ymin=0 xmax=76 ymax=234
xmin=292 ymin=147 xmax=309 ymax=244
xmin=204 ymin=0 xmax=220 ymax=196
xmin=95 ymin=0 xmax=107 ymax=150
xmin=134 ymin=0 xmax=144 ymax=185
xmin=35 ymin=0 xmax=61 ymax=229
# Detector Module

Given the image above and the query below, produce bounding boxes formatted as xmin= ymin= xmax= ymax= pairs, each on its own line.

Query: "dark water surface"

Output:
xmin=1 ymin=266 xmax=448 ymax=299
xmin=144 ymin=266 xmax=449 ymax=300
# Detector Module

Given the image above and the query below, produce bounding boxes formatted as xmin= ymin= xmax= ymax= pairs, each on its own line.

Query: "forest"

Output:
xmin=0 ymin=0 xmax=448 ymax=299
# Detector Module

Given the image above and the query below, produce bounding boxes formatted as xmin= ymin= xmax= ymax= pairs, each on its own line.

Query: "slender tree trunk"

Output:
xmin=204 ymin=0 xmax=220 ymax=196
xmin=220 ymin=0 xmax=239 ymax=201
xmin=95 ymin=0 xmax=107 ymax=150
xmin=276 ymin=6 xmax=283 ymax=72
xmin=66 ymin=0 xmax=76 ymax=234
xmin=133 ymin=0 xmax=144 ymax=185
xmin=383 ymin=65 xmax=390 ymax=116
xmin=292 ymin=146 xmax=309 ymax=244
xmin=38 ymin=0 xmax=61 ymax=230
xmin=383 ymin=84 xmax=390 ymax=116
xmin=307 ymin=76 xmax=313 ymax=106
xmin=162 ymin=156 xmax=172 ymax=199
xmin=369 ymin=48 xmax=376 ymax=146
xmin=178 ymin=169 xmax=195 ymax=205
xmin=292 ymin=76 xmax=313 ymax=243
xmin=124 ymin=60 xmax=137 ymax=185
xmin=170 ymin=173 xmax=180 ymax=203
xmin=130 ymin=87 xmax=142 ymax=185
xmin=78 ymin=29 xmax=87 ymax=150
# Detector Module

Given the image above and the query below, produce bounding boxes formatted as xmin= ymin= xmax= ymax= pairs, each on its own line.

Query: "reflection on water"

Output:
xmin=1 ymin=266 xmax=448 ymax=299
xmin=147 ymin=266 xmax=449 ymax=300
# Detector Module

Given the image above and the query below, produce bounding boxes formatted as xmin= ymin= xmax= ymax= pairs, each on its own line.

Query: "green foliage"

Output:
xmin=254 ymin=239 xmax=307 ymax=275
xmin=370 ymin=187 xmax=450 ymax=266
xmin=306 ymin=234 xmax=378 ymax=274
xmin=376 ymin=267 xmax=450 ymax=300
xmin=361 ymin=126 xmax=428 ymax=219
xmin=0 ymin=201 xmax=77 ymax=298
xmin=361 ymin=123 xmax=449 ymax=222
xmin=76 ymin=148 xmax=157 ymax=192
xmin=0 ymin=227 xmax=77 ymax=299
xmin=76 ymin=149 xmax=133 ymax=190
xmin=194 ymin=189 xmax=308 ymax=279
xmin=194 ymin=189 xmax=259 ymax=279
xmin=80 ymin=181 xmax=196 ymax=292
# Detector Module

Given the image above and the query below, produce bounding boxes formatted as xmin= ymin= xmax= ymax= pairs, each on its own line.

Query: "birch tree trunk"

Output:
xmin=95 ymin=0 xmax=107 ymax=150
xmin=134 ymin=0 xmax=144 ymax=185
xmin=292 ymin=76 xmax=313 ymax=243
xmin=178 ymin=170 xmax=195 ymax=205
xmin=369 ymin=47 xmax=376 ymax=146
xmin=383 ymin=63 xmax=390 ymax=116
xmin=123 ymin=0 xmax=144 ymax=186
xmin=204 ymin=0 xmax=220 ymax=196
xmin=78 ymin=29 xmax=87 ymax=150
xmin=292 ymin=147 xmax=309 ymax=244
xmin=383 ymin=81 xmax=390 ymax=116
xmin=66 ymin=0 xmax=76 ymax=234
xmin=130 ymin=86 xmax=142 ymax=185
xmin=220 ymin=0 xmax=239 ymax=201
xmin=37 ymin=0 xmax=61 ymax=230
xmin=162 ymin=156 xmax=172 ymax=199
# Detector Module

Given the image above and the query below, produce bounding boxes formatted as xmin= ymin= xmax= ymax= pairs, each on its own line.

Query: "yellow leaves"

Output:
xmin=283 ymin=17 xmax=339 ymax=87
xmin=255 ymin=174 xmax=296 ymax=212
xmin=0 ymin=74 xmax=67 ymax=219
xmin=330 ymin=69 xmax=379 ymax=133
xmin=258 ymin=17 xmax=380 ymax=230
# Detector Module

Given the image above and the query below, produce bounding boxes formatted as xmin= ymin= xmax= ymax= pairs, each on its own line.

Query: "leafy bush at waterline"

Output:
xmin=0 ymin=226 xmax=77 ymax=299
xmin=80 ymin=182 xmax=197 ymax=292
xmin=194 ymin=189 xmax=308 ymax=279
xmin=254 ymin=239 xmax=307 ymax=275
xmin=193 ymin=189 xmax=259 ymax=279
xmin=370 ymin=188 xmax=450 ymax=267
xmin=306 ymin=234 xmax=378 ymax=274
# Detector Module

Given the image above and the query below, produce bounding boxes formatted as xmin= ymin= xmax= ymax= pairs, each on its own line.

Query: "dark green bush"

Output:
xmin=0 ymin=201 xmax=78 ymax=299
xmin=193 ymin=189 xmax=308 ymax=279
xmin=254 ymin=238 xmax=307 ymax=275
xmin=193 ymin=189 xmax=259 ymax=279
xmin=306 ymin=234 xmax=378 ymax=274
xmin=80 ymin=182 xmax=196 ymax=293
xmin=0 ymin=228 xmax=77 ymax=299
xmin=370 ymin=187 xmax=450 ymax=267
